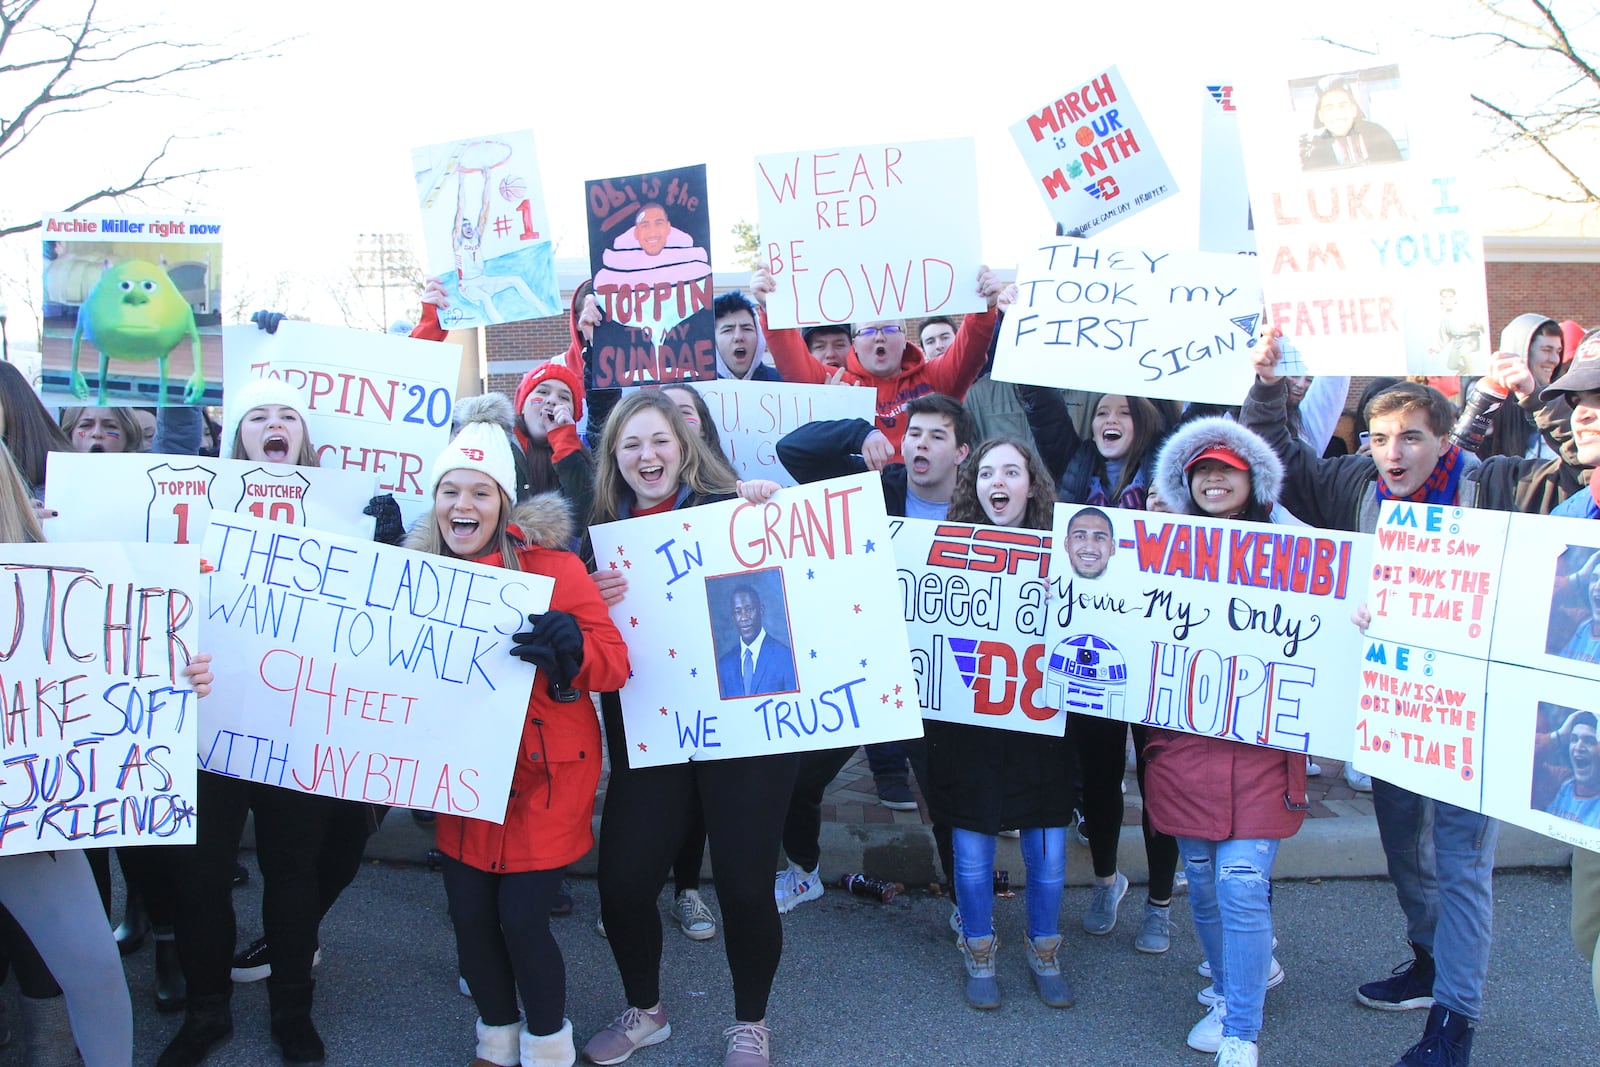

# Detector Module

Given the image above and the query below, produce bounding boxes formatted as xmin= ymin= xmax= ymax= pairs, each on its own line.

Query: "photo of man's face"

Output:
xmin=1573 ymin=722 xmax=1598 ymax=791
xmin=1067 ymin=511 xmax=1116 ymax=579
xmin=732 ymin=588 xmax=763 ymax=642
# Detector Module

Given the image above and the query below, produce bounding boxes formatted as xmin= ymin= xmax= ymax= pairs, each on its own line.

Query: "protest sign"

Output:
xmin=1009 ymin=67 xmax=1178 ymax=238
xmin=692 ymin=379 xmax=876 ymax=486
xmin=1043 ymin=503 xmax=1366 ymax=760
xmin=755 ymin=138 xmax=984 ymax=329
xmin=891 ymin=517 xmax=1063 ymax=736
xmin=1198 ymin=82 xmax=1257 ymax=256
xmin=590 ymin=473 xmax=920 ymax=767
xmin=198 ymin=512 xmax=550 ymax=822
xmin=1356 ymin=502 xmax=1600 ymax=850
xmin=0 ymin=542 xmax=201 ymax=854
xmin=222 ymin=322 xmax=457 ymax=523
xmin=989 ymin=239 xmax=1262 ymax=404
xmin=412 ymin=129 xmax=561 ymax=330
xmin=1235 ymin=62 xmax=1491 ymax=376
xmin=44 ymin=452 xmax=376 ymax=545
xmin=40 ymin=213 xmax=223 ymax=407
xmin=586 ymin=164 xmax=716 ymax=388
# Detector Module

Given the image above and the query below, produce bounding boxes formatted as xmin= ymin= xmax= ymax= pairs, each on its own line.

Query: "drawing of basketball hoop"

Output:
xmin=420 ymin=139 xmax=513 ymax=208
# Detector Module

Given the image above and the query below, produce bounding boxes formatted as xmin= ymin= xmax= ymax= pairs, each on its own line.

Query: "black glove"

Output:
xmin=250 ymin=309 xmax=286 ymax=334
xmin=364 ymin=494 xmax=405 ymax=545
xmin=510 ymin=611 xmax=585 ymax=701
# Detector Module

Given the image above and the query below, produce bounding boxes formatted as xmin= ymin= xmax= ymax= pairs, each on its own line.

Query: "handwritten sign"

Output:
xmin=198 ymin=513 xmax=551 ymax=822
xmin=1235 ymin=62 xmax=1490 ymax=375
xmin=755 ymin=138 xmax=984 ymax=329
xmin=586 ymin=164 xmax=716 ymax=388
xmin=221 ymin=322 xmax=457 ymax=523
xmin=1359 ymin=502 xmax=1600 ymax=850
xmin=693 ymin=379 xmax=876 ymax=486
xmin=989 ymin=240 xmax=1261 ymax=404
xmin=891 ymin=517 xmax=1064 ymax=736
xmin=39 ymin=213 xmax=223 ymax=406
xmin=1043 ymin=503 xmax=1366 ymax=760
xmin=1198 ymin=82 xmax=1257 ymax=255
xmin=590 ymin=473 xmax=920 ymax=767
xmin=44 ymin=452 xmax=376 ymax=545
xmin=412 ymin=129 xmax=561 ymax=330
xmin=0 ymin=543 xmax=201 ymax=854
xmin=1009 ymin=67 xmax=1178 ymax=237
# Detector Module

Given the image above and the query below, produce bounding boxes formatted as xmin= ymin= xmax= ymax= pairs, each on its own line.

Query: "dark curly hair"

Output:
xmin=947 ymin=436 xmax=1057 ymax=530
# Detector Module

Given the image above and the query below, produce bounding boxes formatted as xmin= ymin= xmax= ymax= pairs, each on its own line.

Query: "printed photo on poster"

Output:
xmin=1545 ymin=544 xmax=1600 ymax=663
xmin=1288 ymin=66 xmax=1409 ymax=173
xmin=1532 ymin=701 xmax=1600 ymax=829
xmin=708 ymin=568 xmax=800 ymax=701
xmin=1064 ymin=506 xmax=1117 ymax=579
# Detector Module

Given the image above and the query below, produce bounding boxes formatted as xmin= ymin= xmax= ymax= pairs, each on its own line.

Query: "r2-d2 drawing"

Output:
xmin=1045 ymin=634 xmax=1127 ymax=719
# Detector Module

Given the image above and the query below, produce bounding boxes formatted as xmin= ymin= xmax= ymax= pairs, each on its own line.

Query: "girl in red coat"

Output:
xmin=1144 ymin=416 xmax=1309 ymax=1067
xmin=411 ymin=401 xmax=629 ymax=1067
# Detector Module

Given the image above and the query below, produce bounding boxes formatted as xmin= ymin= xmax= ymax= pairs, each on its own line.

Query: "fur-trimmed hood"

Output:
xmin=403 ymin=491 xmax=574 ymax=554
xmin=452 ymin=392 xmax=516 ymax=432
xmin=1154 ymin=416 xmax=1284 ymax=516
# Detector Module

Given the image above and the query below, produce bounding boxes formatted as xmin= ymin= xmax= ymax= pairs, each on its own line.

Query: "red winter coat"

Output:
xmin=1143 ymin=733 xmax=1307 ymax=842
xmin=419 ymin=495 xmax=630 ymax=872
xmin=760 ymin=306 xmax=997 ymax=455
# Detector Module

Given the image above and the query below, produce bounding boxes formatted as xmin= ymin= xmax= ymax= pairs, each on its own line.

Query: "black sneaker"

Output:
xmin=876 ymin=779 xmax=918 ymax=811
xmin=1393 ymin=1004 xmax=1474 ymax=1066
xmin=1358 ymin=948 xmax=1435 ymax=1011
xmin=231 ymin=937 xmax=271 ymax=983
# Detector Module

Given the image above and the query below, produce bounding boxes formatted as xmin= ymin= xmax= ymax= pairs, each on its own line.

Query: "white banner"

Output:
xmin=755 ymin=137 xmax=985 ymax=329
xmin=1198 ymin=81 xmax=1257 ymax=256
xmin=44 ymin=452 xmax=376 ymax=545
xmin=590 ymin=473 xmax=921 ymax=766
xmin=0 ymin=543 xmax=202 ymax=854
xmin=198 ymin=512 xmax=551 ymax=822
xmin=693 ymin=379 xmax=876 ymax=486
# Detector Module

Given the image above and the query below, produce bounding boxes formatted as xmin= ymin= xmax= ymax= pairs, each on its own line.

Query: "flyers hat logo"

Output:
xmin=460 ymin=447 xmax=485 ymax=461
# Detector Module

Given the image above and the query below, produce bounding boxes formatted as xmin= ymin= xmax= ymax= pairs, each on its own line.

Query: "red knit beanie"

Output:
xmin=512 ymin=360 xmax=585 ymax=449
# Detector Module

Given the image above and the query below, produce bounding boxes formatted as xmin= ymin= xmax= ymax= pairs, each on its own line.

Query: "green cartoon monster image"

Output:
xmin=70 ymin=260 xmax=205 ymax=405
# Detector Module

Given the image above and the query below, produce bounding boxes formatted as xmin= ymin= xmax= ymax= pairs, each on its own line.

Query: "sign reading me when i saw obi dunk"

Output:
xmin=198 ymin=512 xmax=550 ymax=823
xmin=1044 ymin=503 xmax=1368 ymax=761
xmin=591 ymin=473 xmax=920 ymax=767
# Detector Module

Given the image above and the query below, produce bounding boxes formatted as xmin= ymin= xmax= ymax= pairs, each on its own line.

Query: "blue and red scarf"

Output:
xmin=1375 ymin=443 xmax=1465 ymax=505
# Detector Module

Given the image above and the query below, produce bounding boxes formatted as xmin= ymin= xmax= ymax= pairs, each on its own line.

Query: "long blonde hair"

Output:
xmin=591 ymin=391 xmax=737 ymax=524
xmin=0 ymin=444 xmax=45 ymax=544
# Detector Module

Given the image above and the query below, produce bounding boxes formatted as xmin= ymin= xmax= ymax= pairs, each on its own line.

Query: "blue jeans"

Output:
xmin=1179 ymin=837 xmax=1280 ymax=1042
xmin=952 ymin=827 xmax=1066 ymax=940
xmin=1372 ymin=778 xmax=1498 ymax=1019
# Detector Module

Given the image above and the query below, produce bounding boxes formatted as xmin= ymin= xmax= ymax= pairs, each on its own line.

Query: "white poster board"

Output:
xmin=412 ymin=129 xmax=561 ymax=329
xmin=1043 ymin=503 xmax=1366 ymax=760
xmin=590 ymin=473 xmax=921 ymax=766
xmin=198 ymin=512 xmax=551 ymax=822
xmin=1359 ymin=502 xmax=1600 ymax=850
xmin=221 ymin=322 xmax=458 ymax=523
xmin=1009 ymin=66 xmax=1178 ymax=237
xmin=44 ymin=452 xmax=376 ymax=545
xmin=755 ymin=137 xmax=985 ymax=329
xmin=693 ymin=379 xmax=876 ymax=486
xmin=892 ymin=517 xmax=1064 ymax=736
xmin=1235 ymin=61 xmax=1490 ymax=375
xmin=1198 ymin=81 xmax=1257 ymax=256
xmin=0 ymin=543 xmax=201 ymax=854
xmin=990 ymin=239 xmax=1262 ymax=404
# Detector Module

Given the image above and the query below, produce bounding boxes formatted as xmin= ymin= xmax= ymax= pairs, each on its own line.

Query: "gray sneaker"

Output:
xmin=673 ymin=889 xmax=717 ymax=941
xmin=1083 ymin=871 xmax=1129 ymax=936
xmin=1133 ymin=902 xmax=1174 ymax=954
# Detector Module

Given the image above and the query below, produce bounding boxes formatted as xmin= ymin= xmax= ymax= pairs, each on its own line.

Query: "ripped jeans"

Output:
xmin=1178 ymin=837 xmax=1280 ymax=1041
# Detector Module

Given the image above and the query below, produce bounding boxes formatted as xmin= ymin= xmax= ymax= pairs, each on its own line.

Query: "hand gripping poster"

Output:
xmin=0 ymin=543 xmax=202 ymax=854
xmin=891 ymin=517 xmax=1064 ymax=737
xmin=412 ymin=130 xmax=561 ymax=330
xmin=586 ymin=164 xmax=716 ymax=388
xmin=1359 ymin=501 xmax=1600 ymax=851
xmin=1042 ymin=503 xmax=1367 ymax=761
xmin=589 ymin=473 xmax=920 ymax=767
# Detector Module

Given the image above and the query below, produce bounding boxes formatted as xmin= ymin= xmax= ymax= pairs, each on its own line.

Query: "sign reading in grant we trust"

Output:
xmin=1009 ymin=67 xmax=1177 ymax=237
xmin=199 ymin=513 xmax=551 ymax=823
xmin=0 ymin=544 xmax=202 ymax=855
xmin=222 ymin=323 xmax=457 ymax=523
xmin=591 ymin=473 xmax=920 ymax=767
xmin=755 ymin=138 xmax=984 ymax=330
xmin=990 ymin=239 xmax=1262 ymax=405
xmin=1044 ymin=504 xmax=1366 ymax=760
xmin=1358 ymin=502 xmax=1600 ymax=850
xmin=892 ymin=517 xmax=1063 ymax=737
xmin=44 ymin=452 xmax=376 ymax=545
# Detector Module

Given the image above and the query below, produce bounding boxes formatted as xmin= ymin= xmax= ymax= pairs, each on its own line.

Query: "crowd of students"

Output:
xmin=0 ymin=277 xmax=1593 ymax=1067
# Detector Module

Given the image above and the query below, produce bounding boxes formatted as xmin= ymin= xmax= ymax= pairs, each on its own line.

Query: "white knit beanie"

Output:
xmin=223 ymin=376 xmax=310 ymax=454
xmin=431 ymin=395 xmax=517 ymax=500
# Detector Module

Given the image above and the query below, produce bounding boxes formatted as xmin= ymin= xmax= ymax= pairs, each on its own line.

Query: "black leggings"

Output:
xmin=598 ymin=695 xmax=797 ymax=1022
xmin=1070 ymin=714 xmax=1179 ymax=900
xmin=442 ymin=859 xmax=567 ymax=1036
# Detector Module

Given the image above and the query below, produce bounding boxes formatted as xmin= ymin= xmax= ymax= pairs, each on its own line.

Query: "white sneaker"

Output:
xmin=1306 ymin=757 xmax=1323 ymax=776
xmin=1345 ymin=765 xmax=1374 ymax=792
xmin=1187 ymin=1000 xmax=1226 ymax=1053
xmin=773 ymin=863 xmax=822 ymax=914
xmin=1199 ymin=957 xmax=1284 ymax=1006
xmin=948 ymin=904 xmax=963 ymax=936
xmin=673 ymin=889 xmax=717 ymax=941
xmin=1215 ymin=1036 xmax=1258 ymax=1067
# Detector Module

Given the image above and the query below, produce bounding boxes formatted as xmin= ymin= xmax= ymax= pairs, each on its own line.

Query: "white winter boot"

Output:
xmin=521 ymin=1019 xmax=576 ymax=1067
xmin=469 ymin=1017 xmax=522 ymax=1067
